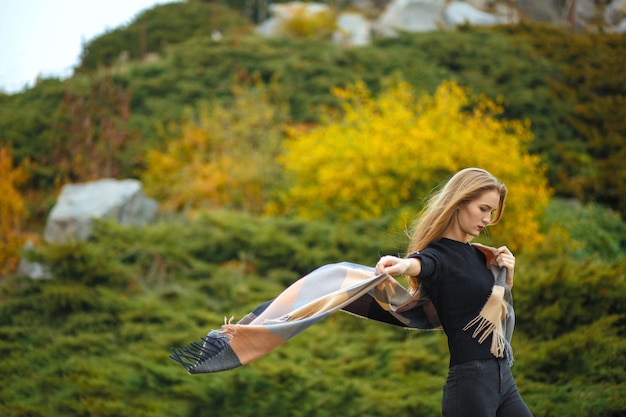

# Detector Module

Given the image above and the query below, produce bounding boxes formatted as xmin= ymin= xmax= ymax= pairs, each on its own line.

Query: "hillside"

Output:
xmin=1 ymin=2 xmax=625 ymax=225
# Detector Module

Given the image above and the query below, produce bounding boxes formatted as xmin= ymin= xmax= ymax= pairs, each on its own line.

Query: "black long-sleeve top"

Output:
xmin=410 ymin=238 xmax=498 ymax=366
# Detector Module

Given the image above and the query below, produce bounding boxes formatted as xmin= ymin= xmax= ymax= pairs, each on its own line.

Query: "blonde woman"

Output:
xmin=376 ymin=168 xmax=533 ymax=417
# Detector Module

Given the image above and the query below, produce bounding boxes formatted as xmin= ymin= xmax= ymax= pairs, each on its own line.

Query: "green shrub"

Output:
xmin=541 ymin=198 xmax=626 ymax=262
xmin=2 ymin=210 xmax=626 ymax=416
xmin=514 ymin=255 xmax=626 ymax=339
xmin=34 ymin=239 xmax=135 ymax=288
xmin=503 ymin=24 xmax=626 ymax=215
xmin=78 ymin=2 xmax=251 ymax=71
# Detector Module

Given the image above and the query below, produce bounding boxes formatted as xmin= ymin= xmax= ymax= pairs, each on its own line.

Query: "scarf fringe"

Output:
xmin=169 ymin=317 xmax=238 ymax=371
xmin=169 ymin=333 xmax=231 ymax=372
xmin=463 ymin=315 xmax=507 ymax=359
xmin=463 ymin=315 xmax=495 ymax=344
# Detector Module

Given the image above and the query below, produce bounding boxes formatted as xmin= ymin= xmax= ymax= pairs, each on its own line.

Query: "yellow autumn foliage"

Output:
xmin=279 ymin=4 xmax=337 ymax=39
xmin=272 ymin=79 xmax=551 ymax=253
xmin=142 ymin=84 xmax=287 ymax=214
xmin=0 ymin=146 xmax=30 ymax=275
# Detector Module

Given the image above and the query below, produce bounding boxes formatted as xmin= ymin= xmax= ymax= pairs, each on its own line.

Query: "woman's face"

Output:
xmin=447 ymin=190 xmax=500 ymax=242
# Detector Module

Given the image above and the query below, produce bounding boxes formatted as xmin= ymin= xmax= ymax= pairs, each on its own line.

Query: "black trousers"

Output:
xmin=442 ymin=358 xmax=533 ymax=417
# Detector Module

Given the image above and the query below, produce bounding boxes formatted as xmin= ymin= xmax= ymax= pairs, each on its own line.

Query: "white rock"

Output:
xmin=605 ymin=0 xmax=626 ymax=25
xmin=44 ymin=178 xmax=158 ymax=243
xmin=375 ymin=0 xmax=445 ymax=36
xmin=334 ymin=12 xmax=372 ymax=46
xmin=444 ymin=1 xmax=507 ymax=27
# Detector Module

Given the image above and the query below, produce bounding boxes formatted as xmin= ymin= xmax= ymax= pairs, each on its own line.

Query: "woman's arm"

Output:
xmin=376 ymin=255 xmax=422 ymax=277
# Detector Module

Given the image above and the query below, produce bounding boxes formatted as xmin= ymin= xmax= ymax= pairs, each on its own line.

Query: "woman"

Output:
xmin=376 ymin=168 xmax=533 ymax=417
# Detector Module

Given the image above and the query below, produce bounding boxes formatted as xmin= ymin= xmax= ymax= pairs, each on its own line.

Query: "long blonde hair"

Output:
xmin=407 ymin=168 xmax=507 ymax=255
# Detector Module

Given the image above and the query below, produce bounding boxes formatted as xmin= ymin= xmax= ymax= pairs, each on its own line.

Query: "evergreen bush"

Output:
xmin=1 ymin=211 xmax=625 ymax=416
xmin=542 ymin=198 xmax=626 ymax=262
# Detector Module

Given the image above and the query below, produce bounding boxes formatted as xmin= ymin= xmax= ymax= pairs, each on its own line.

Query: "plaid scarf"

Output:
xmin=170 ymin=245 xmax=514 ymax=374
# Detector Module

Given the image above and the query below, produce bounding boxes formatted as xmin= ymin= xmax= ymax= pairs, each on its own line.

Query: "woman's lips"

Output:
xmin=477 ymin=226 xmax=484 ymax=231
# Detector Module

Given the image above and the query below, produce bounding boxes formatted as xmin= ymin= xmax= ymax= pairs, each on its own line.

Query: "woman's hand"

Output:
xmin=494 ymin=246 xmax=515 ymax=287
xmin=376 ymin=256 xmax=420 ymax=277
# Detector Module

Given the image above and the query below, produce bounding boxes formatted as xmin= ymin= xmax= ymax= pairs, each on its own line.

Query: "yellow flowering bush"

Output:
xmin=279 ymin=4 xmax=337 ymax=39
xmin=272 ymin=79 xmax=551 ymax=252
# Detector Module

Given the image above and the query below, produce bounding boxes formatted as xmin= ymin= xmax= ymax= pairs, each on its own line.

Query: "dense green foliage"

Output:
xmin=78 ymin=1 xmax=252 ymax=72
xmin=503 ymin=24 xmax=626 ymax=214
xmin=542 ymin=198 xmax=626 ymax=263
xmin=1 ymin=211 xmax=625 ymax=417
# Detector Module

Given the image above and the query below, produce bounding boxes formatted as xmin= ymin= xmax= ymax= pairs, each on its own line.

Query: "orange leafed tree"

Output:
xmin=271 ymin=79 xmax=551 ymax=253
xmin=0 ymin=146 xmax=30 ymax=275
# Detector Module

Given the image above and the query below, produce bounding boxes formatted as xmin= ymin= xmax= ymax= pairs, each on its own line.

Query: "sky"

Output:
xmin=0 ymin=0 xmax=180 ymax=94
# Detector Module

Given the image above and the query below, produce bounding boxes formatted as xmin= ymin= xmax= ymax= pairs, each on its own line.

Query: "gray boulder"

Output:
xmin=375 ymin=0 xmax=445 ymax=35
xmin=444 ymin=1 xmax=512 ymax=27
xmin=334 ymin=12 xmax=372 ymax=46
xmin=17 ymin=241 xmax=52 ymax=280
xmin=44 ymin=178 xmax=158 ymax=243
xmin=605 ymin=0 xmax=626 ymax=26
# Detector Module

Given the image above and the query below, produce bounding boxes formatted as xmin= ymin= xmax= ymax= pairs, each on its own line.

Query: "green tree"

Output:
xmin=504 ymin=24 xmax=626 ymax=216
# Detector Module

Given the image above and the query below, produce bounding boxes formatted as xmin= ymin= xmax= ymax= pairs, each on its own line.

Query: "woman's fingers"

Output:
xmin=376 ymin=256 xmax=406 ymax=276
xmin=495 ymin=246 xmax=515 ymax=269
